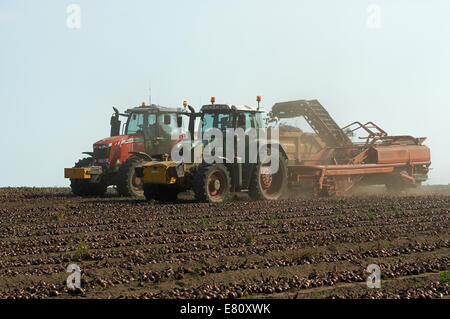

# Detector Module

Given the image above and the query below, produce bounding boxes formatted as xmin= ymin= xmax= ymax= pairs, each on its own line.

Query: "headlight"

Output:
xmin=94 ymin=143 xmax=112 ymax=150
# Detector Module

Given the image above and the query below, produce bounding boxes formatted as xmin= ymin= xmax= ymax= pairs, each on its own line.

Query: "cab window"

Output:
xmin=255 ymin=113 xmax=263 ymax=129
xmin=145 ymin=114 xmax=157 ymax=137
xmin=202 ymin=112 xmax=233 ymax=135
xmin=236 ymin=112 xmax=256 ymax=131
xmin=126 ymin=113 xmax=144 ymax=134
xmin=158 ymin=113 xmax=178 ymax=137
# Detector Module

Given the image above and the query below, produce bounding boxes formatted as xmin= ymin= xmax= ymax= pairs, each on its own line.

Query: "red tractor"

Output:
xmin=64 ymin=103 xmax=186 ymax=197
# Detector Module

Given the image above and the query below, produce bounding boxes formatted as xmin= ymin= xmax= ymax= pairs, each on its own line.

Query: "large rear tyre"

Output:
xmin=249 ymin=154 xmax=288 ymax=201
xmin=116 ymin=157 xmax=144 ymax=197
xmin=193 ymin=164 xmax=231 ymax=203
xmin=70 ymin=158 xmax=107 ymax=196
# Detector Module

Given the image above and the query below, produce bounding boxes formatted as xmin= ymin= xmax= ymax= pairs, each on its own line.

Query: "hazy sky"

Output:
xmin=1 ymin=0 xmax=449 ymax=186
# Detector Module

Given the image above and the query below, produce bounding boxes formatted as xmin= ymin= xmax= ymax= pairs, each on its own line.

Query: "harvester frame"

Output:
xmin=270 ymin=100 xmax=431 ymax=195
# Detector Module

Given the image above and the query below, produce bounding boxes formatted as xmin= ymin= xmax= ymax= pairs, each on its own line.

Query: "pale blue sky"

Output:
xmin=1 ymin=0 xmax=449 ymax=186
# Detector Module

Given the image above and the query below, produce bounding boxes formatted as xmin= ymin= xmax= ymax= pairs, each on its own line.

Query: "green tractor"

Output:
xmin=136 ymin=97 xmax=289 ymax=203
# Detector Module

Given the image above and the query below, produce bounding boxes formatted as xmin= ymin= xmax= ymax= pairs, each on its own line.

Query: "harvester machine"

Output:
xmin=270 ymin=100 xmax=431 ymax=195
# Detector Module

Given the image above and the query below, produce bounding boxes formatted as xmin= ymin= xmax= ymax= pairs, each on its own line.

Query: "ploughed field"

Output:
xmin=0 ymin=186 xmax=449 ymax=299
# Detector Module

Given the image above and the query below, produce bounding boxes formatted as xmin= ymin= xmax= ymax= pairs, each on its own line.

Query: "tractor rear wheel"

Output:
xmin=70 ymin=158 xmax=107 ymax=196
xmin=249 ymin=155 xmax=288 ymax=201
xmin=116 ymin=157 xmax=144 ymax=197
xmin=193 ymin=164 xmax=231 ymax=203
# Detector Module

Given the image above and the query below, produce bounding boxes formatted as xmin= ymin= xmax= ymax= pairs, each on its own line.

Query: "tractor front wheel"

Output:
xmin=116 ymin=157 xmax=144 ymax=197
xmin=70 ymin=158 xmax=107 ymax=196
xmin=193 ymin=164 xmax=231 ymax=203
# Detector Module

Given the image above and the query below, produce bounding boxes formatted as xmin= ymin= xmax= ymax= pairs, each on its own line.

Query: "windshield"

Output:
xmin=126 ymin=113 xmax=158 ymax=135
xmin=126 ymin=112 xmax=187 ymax=137
xmin=202 ymin=112 xmax=233 ymax=136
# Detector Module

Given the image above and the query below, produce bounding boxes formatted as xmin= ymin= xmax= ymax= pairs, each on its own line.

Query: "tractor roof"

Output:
xmin=201 ymin=104 xmax=264 ymax=113
xmin=125 ymin=104 xmax=184 ymax=114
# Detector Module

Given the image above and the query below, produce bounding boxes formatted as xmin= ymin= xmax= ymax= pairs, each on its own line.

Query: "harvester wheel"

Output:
xmin=70 ymin=158 xmax=107 ymax=196
xmin=193 ymin=164 xmax=231 ymax=203
xmin=116 ymin=157 xmax=144 ymax=197
xmin=249 ymin=154 xmax=288 ymax=201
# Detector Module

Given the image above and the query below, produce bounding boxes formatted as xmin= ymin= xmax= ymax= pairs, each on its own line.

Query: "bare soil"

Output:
xmin=0 ymin=186 xmax=448 ymax=299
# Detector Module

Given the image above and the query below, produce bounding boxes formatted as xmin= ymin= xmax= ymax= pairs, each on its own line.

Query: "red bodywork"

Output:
xmin=271 ymin=100 xmax=431 ymax=195
xmin=287 ymin=134 xmax=431 ymax=195
xmin=93 ymin=133 xmax=145 ymax=167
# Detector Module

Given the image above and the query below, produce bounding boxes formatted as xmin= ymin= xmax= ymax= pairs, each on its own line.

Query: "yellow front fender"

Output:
xmin=64 ymin=168 xmax=91 ymax=179
xmin=141 ymin=161 xmax=178 ymax=184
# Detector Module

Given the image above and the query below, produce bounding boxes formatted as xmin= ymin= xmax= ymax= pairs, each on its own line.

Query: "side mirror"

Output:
xmin=177 ymin=116 xmax=183 ymax=128
xmin=110 ymin=108 xmax=121 ymax=137
xmin=164 ymin=114 xmax=171 ymax=125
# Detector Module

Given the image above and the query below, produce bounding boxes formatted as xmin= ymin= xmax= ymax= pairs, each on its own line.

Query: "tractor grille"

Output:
xmin=93 ymin=147 xmax=110 ymax=162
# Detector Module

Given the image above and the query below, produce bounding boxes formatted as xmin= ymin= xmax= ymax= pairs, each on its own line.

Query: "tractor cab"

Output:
xmin=199 ymin=103 xmax=265 ymax=134
xmin=123 ymin=105 xmax=189 ymax=157
xmin=196 ymin=102 xmax=265 ymax=163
